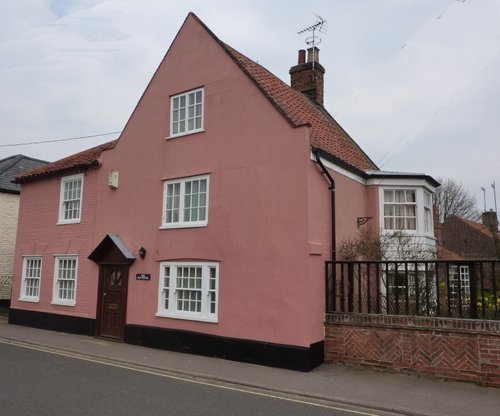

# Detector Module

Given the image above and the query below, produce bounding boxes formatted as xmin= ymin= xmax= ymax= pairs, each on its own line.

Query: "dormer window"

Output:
xmin=170 ymin=88 xmax=204 ymax=137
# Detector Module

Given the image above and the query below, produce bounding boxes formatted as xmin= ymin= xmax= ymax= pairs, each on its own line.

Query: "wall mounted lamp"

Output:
xmin=138 ymin=246 xmax=146 ymax=259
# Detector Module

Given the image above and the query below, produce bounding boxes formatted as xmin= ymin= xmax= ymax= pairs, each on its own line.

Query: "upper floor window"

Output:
xmin=383 ymin=189 xmax=416 ymax=231
xmin=157 ymin=261 xmax=218 ymax=322
xmin=170 ymin=88 xmax=204 ymax=137
xmin=19 ymin=256 xmax=42 ymax=302
xmin=52 ymin=256 xmax=78 ymax=306
xmin=162 ymin=175 xmax=209 ymax=229
xmin=58 ymin=174 xmax=83 ymax=224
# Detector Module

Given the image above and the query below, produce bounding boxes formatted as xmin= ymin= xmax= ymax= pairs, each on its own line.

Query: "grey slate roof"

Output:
xmin=0 ymin=155 xmax=49 ymax=193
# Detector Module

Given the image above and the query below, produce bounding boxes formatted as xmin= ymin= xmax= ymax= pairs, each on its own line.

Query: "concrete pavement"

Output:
xmin=0 ymin=315 xmax=498 ymax=416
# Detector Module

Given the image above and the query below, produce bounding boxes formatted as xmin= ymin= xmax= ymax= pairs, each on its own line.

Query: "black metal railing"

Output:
xmin=325 ymin=260 xmax=499 ymax=320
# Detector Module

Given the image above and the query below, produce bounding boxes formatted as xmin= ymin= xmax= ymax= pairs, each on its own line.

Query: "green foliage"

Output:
xmin=477 ymin=290 xmax=500 ymax=318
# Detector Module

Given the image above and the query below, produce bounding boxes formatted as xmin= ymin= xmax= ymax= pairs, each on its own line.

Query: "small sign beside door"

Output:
xmin=136 ymin=273 xmax=151 ymax=281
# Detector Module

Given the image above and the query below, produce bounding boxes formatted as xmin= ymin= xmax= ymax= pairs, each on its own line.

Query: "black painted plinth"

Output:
xmin=125 ymin=324 xmax=324 ymax=371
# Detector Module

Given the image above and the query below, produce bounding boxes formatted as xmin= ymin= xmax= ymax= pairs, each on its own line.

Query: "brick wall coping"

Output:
xmin=326 ymin=313 xmax=500 ymax=335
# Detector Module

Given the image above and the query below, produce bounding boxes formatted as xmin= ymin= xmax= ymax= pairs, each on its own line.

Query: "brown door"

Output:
xmin=98 ymin=265 xmax=129 ymax=340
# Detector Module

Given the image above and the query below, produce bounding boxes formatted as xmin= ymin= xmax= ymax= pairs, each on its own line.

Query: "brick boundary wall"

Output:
xmin=325 ymin=313 xmax=500 ymax=387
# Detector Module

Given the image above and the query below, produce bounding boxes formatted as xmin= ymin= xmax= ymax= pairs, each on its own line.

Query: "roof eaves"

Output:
xmin=0 ymin=187 xmax=20 ymax=195
xmin=313 ymin=146 xmax=367 ymax=178
xmin=365 ymin=171 xmax=440 ymax=188
xmin=15 ymin=160 xmax=100 ymax=184
xmin=14 ymin=140 xmax=117 ymax=184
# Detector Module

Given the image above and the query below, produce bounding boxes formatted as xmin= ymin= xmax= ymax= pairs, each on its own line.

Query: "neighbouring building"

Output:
xmin=0 ymin=155 xmax=47 ymax=306
xmin=437 ymin=211 xmax=500 ymax=260
xmin=9 ymin=13 xmax=438 ymax=370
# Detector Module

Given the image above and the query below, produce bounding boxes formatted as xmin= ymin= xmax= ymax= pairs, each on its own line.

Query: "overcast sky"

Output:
xmin=1 ymin=0 xmax=499 ymax=211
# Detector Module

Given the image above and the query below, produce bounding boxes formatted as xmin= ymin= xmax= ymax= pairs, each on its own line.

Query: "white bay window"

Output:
xmin=383 ymin=189 xmax=417 ymax=231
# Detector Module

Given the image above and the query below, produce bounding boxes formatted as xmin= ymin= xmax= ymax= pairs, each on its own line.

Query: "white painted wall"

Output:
xmin=0 ymin=192 xmax=19 ymax=299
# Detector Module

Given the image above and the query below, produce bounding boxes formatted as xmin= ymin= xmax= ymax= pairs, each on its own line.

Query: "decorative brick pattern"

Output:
xmin=0 ymin=274 xmax=12 ymax=300
xmin=325 ymin=313 xmax=500 ymax=387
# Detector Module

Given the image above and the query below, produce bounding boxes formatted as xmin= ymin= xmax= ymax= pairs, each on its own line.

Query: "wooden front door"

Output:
xmin=97 ymin=265 xmax=129 ymax=340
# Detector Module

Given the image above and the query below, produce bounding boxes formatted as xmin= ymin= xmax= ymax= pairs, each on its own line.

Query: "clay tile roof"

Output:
xmin=220 ymin=44 xmax=378 ymax=173
xmin=436 ymin=245 xmax=464 ymax=261
xmin=15 ymin=140 xmax=117 ymax=184
xmin=460 ymin=217 xmax=499 ymax=238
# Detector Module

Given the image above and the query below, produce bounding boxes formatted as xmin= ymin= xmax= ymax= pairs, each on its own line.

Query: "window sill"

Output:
xmin=382 ymin=229 xmax=436 ymax=238
xmin=51 ymin=300 xmax=76 ymax=307
xmin=155 ymin=312 xmax=217 ymax=324
xmin=57 ymin=220 xmax=81 ymax=225
xmin=166 ymin=129 xmax=205 ymax=140
xmin=18 ymin=297 xmax=39 ymax=303
xmin=159 ymin=223 xmax=208 ymax=230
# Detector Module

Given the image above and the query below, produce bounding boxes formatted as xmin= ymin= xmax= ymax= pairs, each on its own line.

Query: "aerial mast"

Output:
xmin=298 ymin=15 xmax=328 ymax=79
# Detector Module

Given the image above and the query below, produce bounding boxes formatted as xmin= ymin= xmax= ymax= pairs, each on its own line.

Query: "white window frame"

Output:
xmin=169 ymin=87 xmax=204 ymax=138
xmin=449 ymin=265 xmax=470 ymax=302
xmin=423 ymin=191 xmax=433 ymax=233
xmin=161 ymin=174 xmax=209 ymax=229
xmin=58 ymin=173 xmax=84 ymax=224
xmin=156 ymin=261 xmax=218 ymax=323
xmin=19 ymin=256 xmax=42 ymax=302
xmin=383 ymin=189 xmax=417 ymax=231
xmin=51 ymin=256 xmax=78 ymax=306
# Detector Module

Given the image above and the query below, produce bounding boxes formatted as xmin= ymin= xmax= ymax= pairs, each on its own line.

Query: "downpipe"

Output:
xmin=313 ymin=148 xmax=336 ymax=262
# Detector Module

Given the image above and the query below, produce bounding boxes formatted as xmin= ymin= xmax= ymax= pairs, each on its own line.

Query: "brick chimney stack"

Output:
xmin=482 ymin=210 xmax=499 ymax=231
xmin=289 ymin=46 xmax=325 ymax=106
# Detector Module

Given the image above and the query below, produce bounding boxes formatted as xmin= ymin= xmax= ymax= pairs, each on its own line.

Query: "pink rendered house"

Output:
xmin=10 ymin=13 xmax=438 ymax=370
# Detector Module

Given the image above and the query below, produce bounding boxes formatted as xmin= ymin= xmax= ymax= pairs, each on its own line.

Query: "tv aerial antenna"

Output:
xmin=298 ymin=15 xmax=328 ymax=49
xmin=298 ymin=15 xmax=328 ymax=78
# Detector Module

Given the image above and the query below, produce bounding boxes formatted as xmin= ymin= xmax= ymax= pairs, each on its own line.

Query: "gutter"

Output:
xmin=313 ymin=147 xmax=336 ymax=262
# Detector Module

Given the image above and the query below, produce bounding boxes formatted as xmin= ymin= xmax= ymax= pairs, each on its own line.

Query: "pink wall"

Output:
xmin=305 ymin=162 xmax=371 ymax=340
xmin=365 ymin=185 xmax=380 ymax=234
xmin=11 ymin=171 xmax=99 ymax=318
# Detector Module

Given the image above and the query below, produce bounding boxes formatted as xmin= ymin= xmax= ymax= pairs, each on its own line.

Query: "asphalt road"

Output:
xmin=0 ymin=342 xmax=392 ymax=416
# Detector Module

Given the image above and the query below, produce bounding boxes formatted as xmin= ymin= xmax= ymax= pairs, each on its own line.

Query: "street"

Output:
xmin=0 ymin=342 xmax=390 ymax=416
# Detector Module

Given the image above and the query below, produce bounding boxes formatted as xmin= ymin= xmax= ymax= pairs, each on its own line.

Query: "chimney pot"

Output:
xmin=298 ymin=49 xmax=306 ymax=64
xmin=307 ymin=46 xmax=320 ymax=63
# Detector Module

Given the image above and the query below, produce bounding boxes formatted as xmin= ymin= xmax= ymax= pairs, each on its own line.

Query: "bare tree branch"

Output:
xmin=339 ymin=229 xmax=435 ymax=261
xmin=434 ymin=177 xmax=479 ymax=223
